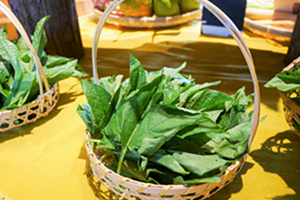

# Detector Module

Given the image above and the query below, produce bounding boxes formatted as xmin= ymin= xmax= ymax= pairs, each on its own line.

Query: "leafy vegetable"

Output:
xmin=264 ymin=68 xmax=300 ymax=92
xmin=78 ymin=55 xmax=254 ymax=185
xmin=0 ymin=16 xmax=88 ymax=111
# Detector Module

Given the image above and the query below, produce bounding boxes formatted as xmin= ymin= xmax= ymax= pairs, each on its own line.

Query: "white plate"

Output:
xmin=93 ymin=8 xmax=202 ymax=28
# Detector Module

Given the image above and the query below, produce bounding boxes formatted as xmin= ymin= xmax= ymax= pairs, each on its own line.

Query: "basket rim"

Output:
xmin=85 ymin=131 xmax=247 ymax=190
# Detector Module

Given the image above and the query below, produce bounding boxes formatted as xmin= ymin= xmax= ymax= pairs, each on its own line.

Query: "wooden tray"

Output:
xmin=93 ymin=7 xmax=202 ymax=28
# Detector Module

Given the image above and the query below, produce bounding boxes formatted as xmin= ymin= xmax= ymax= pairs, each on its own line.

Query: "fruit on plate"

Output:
xmin=153 ymin=0 xmax=181 ymax=17
xmin=179 ymin=0 xmax=200 ymax=13
xmin=120 ymin=0 xmax=153 ymax=17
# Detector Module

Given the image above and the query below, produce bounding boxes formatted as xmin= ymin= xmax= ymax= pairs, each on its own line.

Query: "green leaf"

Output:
xmin=162 ymin=136 xmax=204 ymax=155
xmin=173 ymin=152 xmax=227 ymax=177
xmin=149 ymin=149 xmax=190 ymax=175
xmin=175 ymin=114 xmax=222 ymax=139
xmin=177 ymin=81 xmax=221 ymax=107
xmin=72 ymin=64 xmax=89 ymax=78
xmin=106 ymin=157 xmax=148 ymax=182
xmin=19 ymin=51 xmax=35 ymax=73
xmin=128 ymin=54 xmax=147 ymax=93
xmin=162 ymin=77 xmax=180 ymax=105
xmin=44 ymin=59 xmax=78 ymax=85
xmin=80 ymin=79 xmax=112 ymax=130
xmin=111 ymin=75 xmax=162 ymax=173
xmin=41 ymin=55 xmax=71 ymax=68
xmin=226 ymin=121 xmax=252 ymax=143
xmin=32 ymin=16 xmax=50 ymax=58
xmin=0 ymin=37 xmax=23 ymax=78
xmin=17 ymin=37 xmax=30 ymax=52
xmin=0 ymin=62 xmax=9 ymax=84
xmin=184 ymin=89 xmax=233 ymax=111
xmin=0 ymin=26 xmax=7 ymax=39
xmin=2 ymin=73 xmax=36 ymax=109
xmin=99 ymin=75 xmax=123 ymax=96
xmin=77 ymin=103 xmax=101 ymax=135
xmin=137 ymin=105 xmax=204 ymax=157
xmin=0 ymin=84 xmax=9 ymax=99
xmin=173 ymin=175 xmax=221 ymax=185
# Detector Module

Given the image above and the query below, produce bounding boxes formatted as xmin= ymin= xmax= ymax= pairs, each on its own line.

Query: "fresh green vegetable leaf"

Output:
xmin=173 ymin=152 xmax=227 ymax=177
xmin=173 ymin=175 xmax=221 ymax=185
xmin=111 ymin=75 xmax=162 ymax=173
xmin=32 ymin=16 xmax=50 ymax=58
xmin=44 ymin=59 xmax=78 ymax=85
xmin=149 ymin=149 xmax=190 ymax=175
xmin=137 ymin=105 xmax=206 ymax=157
xmin=128 ymin=54 xmax=147 ymax=93
xmin=0 ymin=37 xmax=23 ymax=77
xmin=80 ymin=79 xmax=111 ymax=130
xmin=99 ymin=75 xmax=123 ymax=96
xmin=0 ymin=26 xmax=7 ymax=39
xmin=72 ymin=64 xmax=89 ymax=78
xmin=77 ymin=103 xmax=101 ymax=135
xmin=2 ymin=73 xmax=36 ymax=109
xmin=0 ymin=62 xmax=9 ymax=84
xmin=17 ymin=36 xmax=29 ymax=52
xmin=41 ymin=55 xmax=71 ymax=67
xmin=177 ymin=81 xmax=221 ymax=107
xmin=185 ymin=89 xmax=233 ymax=111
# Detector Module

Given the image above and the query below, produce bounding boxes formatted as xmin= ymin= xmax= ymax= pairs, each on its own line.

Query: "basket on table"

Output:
xmin=83 ymin=0 xmax=261 ymax=199
xmin=0 ymin=2 xmax=59 ymax=132
xmin=277 ymin=57 xmax=300 ymax=136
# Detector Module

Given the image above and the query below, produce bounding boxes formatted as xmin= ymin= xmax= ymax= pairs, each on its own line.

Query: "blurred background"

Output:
xmin=0 ymin=0 xmax=94 ymax=40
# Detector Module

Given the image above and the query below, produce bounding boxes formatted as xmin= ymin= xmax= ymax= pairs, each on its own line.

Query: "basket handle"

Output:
xmin=91 ymin=0 xmax=260 ymax=148
xmin=0 ymin=2 xmax=50 ymax=98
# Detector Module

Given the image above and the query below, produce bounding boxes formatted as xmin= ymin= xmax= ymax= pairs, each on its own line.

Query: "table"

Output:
xmin=0 ymin=14 xmax=299 ymax=200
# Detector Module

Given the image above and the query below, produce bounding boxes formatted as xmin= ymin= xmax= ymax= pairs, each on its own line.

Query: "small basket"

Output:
xmin=279 ymin=57 xmax=300 ymax=136
xmin=0 ymin=2 xmax=59 ymax=132
xmin=85 ymin=0 xmax=261 ymax=199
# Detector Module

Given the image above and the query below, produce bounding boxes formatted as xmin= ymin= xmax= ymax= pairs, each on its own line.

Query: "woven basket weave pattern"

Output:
xmin=281 ymin=90 xmax=300 ymax=136
xmin=0 ymin=83 xmax=59 ymax=132
xmin=85 ymin=132 xmax=246 ymax=200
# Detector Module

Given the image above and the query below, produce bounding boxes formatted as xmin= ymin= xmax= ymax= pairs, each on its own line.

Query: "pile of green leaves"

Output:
xmin=78 ymin=55 xmax=254 ymax=185
xmin=0 ymin=16 xmax=88 ymax=111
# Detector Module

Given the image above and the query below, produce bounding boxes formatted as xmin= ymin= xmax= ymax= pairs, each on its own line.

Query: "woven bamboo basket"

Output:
xmin=279 ymin=57 xmax=300 ymax=136
xmin=85 ymin=0 xmax=261 ymax=199
xmin=0 ymin=2 xmax=59 ymax=132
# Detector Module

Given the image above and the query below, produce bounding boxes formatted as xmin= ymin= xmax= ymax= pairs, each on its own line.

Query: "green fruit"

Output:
xmin=179 ymin=0 xmax=200 ymax=13
xmin=153 ymin=0 xmax=181 ymax=17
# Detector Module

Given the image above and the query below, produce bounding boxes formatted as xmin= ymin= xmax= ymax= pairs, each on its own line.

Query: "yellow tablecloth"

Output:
xmin=0 ymin=14 xmax=299 ymax=200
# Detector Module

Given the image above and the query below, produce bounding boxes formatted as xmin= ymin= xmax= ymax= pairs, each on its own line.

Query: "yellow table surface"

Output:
xmin=0 ymin=14 xmax=299 ymax=200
